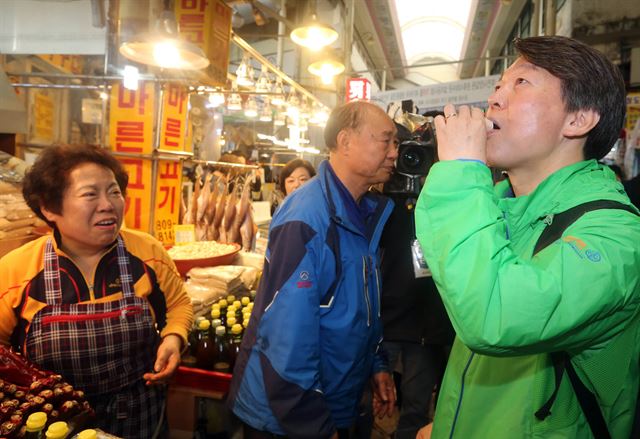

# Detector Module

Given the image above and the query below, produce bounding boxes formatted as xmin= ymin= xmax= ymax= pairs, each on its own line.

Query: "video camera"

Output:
xmin=383 ymin=114 xmax=438 ymax=196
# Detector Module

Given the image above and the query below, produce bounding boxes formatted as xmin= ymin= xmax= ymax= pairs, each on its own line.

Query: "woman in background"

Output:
xmin=270 ymin=159 xmax=316 ymax=215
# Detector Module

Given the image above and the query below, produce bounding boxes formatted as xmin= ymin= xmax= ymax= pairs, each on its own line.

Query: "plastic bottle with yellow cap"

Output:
xmin=25 ymin=412 xmax=47 ymax=439
xmin=75 ymin=430 xmax=97 ymax=439
xmin=45 ymin=421 xmax=69 ymax=439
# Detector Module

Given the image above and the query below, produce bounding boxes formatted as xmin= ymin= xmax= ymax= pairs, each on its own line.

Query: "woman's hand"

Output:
xmin=143 ymin=334 xmax=183 ymax=385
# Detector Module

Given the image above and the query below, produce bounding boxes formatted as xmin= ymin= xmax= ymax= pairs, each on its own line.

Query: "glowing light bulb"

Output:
xmin=153 ymin=41 xmax=181 ymax=68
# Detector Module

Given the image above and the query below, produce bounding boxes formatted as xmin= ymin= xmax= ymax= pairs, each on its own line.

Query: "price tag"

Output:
xmin=174 ymin=224 xmax=196 ymax=245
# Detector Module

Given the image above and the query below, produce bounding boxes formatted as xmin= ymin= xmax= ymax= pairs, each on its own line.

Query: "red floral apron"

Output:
xmin=25 ymin=236 xmax=165 ymax=438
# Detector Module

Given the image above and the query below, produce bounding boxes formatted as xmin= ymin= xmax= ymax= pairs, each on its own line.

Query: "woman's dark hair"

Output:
xmin=514 ymin=36 xmax=626 ymax=160
xmin=23 ymin=144 xmax=129 ymax=226
xmin=278 ymin=159 xmax=316 ymax=194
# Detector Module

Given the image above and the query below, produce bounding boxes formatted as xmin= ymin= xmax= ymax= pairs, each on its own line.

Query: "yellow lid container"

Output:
xmin=45 ymin=421 xmax=69 ymax=439
xmin=77 ymin=430 xmax=98 ymax=439
xmin=25 ymin=411 xmax=47 ymax=432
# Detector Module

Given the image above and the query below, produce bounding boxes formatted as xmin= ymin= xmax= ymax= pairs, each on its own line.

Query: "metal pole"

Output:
xmin=544 ymin=0 xmax=556 ymax=36
xmin=381 ymin=69 xmax=387 ymax=92
xmin=148 ymin=82 xmax=164 ymax=235
xmin=340 ymin=0 xmax=355 ymax=102
xmin=276 ymin=0 xmax=286 ymax=69
xmin=531 ymin=0 xmax=541 ymax=37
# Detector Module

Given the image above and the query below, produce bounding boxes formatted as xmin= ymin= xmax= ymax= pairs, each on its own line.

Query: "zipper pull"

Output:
xmin=543 ymin=214 xmax=554 ymax=226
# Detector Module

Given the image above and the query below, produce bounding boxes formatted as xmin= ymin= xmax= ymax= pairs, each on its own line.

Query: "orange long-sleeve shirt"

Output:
xmin=0 ymin=228 xmax=193 ymax=352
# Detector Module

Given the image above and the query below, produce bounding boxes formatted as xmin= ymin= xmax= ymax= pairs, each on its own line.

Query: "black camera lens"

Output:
xmin=395 ymin=141 xmax=434 ymax=176
xmin=402 ymin=150 xmax=422 ymax=170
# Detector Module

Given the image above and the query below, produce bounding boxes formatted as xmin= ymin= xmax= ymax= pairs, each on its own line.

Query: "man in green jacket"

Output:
xmin=415 ymin=36 xmax=640 ymax=438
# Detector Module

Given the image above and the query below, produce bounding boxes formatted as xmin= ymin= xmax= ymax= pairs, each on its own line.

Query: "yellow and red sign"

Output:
xmin=109 ymin=82 xmax=188 ymax=244
xmin=160 ymin=84 xmax=188 ymax=151
xmin=175 ymin=0 xmax=231 ymax=86
xmin=346 ymin=78 xmax=372 ymax=102
xmin=154 ymin=160 xmax=182 ymax=244
xmin=109 ymin=82 xmax=155 ymax=231
xmin=37 ymin=55 xmax=84 ymax=75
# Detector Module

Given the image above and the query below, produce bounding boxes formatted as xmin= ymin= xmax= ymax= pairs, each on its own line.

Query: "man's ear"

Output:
xmin=563 ymin=109 xmax=600 ymax=138
xmin=336 ymin=129 xmax=350 ymax=153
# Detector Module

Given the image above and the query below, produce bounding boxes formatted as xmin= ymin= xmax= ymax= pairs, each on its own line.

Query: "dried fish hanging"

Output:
xmin=180 ymin=167 xmax=257 ymax=251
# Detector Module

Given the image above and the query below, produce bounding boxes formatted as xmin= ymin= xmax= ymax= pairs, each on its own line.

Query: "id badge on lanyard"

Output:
xmin=411 ymin=239 xmax=431 ymax=278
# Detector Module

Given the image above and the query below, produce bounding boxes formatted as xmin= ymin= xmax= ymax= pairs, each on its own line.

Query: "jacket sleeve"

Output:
xmin=0 ymin=257 xmax=19 ymax=346
xmin=256 ymin=220 xmax=336 ymax=437
xmin=415 ymin=160 xmax=640 ymax=356
xmin=154 ymin=243 xmax=193 ymax=348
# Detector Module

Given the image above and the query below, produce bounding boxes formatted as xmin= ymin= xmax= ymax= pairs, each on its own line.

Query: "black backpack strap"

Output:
xmin=533 ymin=200 xmax=639 ymax=438
xmin=532 ymin=200 xmax=638 ymax=256
xmin=563 ymin=353 xmax=612 ymax=439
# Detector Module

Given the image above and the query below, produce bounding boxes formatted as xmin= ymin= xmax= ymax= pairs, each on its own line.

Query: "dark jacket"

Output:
xmin=380 ymin=193 xmax=454 ymax=345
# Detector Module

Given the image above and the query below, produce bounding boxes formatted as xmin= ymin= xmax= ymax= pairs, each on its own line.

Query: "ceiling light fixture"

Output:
xmin=270 ymin=78 xmax=286 ymax=106
xmin=119 ymin=10 xmax=209 ymax=70
xmin=236 ymin=54 xmax=255 ymax=87
xmin=290 ymin=14 xmax=339 ymax=51
xmin=308 ymin=57 xmax=345 ymax=85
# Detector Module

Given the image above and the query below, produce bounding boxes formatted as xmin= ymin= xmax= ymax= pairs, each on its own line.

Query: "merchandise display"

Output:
xmin=0 ymin=346 xmax=92 ymax=438
xmin=0 ymin=153 xmax=47 ymax=257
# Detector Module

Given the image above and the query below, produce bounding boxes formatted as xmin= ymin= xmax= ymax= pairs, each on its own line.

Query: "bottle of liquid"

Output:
xmin=195 ymin=319 xmax=215 ymax=370
xmin=229 ymin=323 xmax=244 ymax=369
xmin=226 ymin=316 xmax=237 ymax=330
xmin=226 ymin=295 xmax=236 ymax=304
xmin=241 ymin=296 xmax=250 ymax=307
xmin=212 ymin=325 xmax=231 ymax=373
xmin=25 ymin=412 xmax=47 ymax=439
xmin=74 ymin=430 xmax=97 ymax=439
xmin=45 ymin=422 xmax=69 ymax=439
xmin=232 ymin=301 xmax=243 ymax=321
xmin=217 ymin=299 xmax=228 ymax=314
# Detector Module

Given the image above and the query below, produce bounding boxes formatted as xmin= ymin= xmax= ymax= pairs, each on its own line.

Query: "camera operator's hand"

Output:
xmin=434 ymin=104 xmax=487 ymax=163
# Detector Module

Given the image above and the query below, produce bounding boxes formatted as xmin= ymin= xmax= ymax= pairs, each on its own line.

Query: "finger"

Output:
xmin=457 ymin=105 xmax=471 ymax=119
xmin=434 ymin=115 xmax=447 ymax=134
xmin=471 ymin=106 xmax=485 ymax=119
xmin=443 ymin=104 xmax=456 ymax=118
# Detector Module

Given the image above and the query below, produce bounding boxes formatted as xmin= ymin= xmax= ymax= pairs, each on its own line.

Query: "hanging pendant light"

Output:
xmin=119 ymin=9 xmax=209 ymax=70
xmin=227 ymin=81 xmax=242 ymax=111
xmin=244 ymin=96 xmax=259 ymax=118
xmin=255 ymin=65 xmax=271 ymax=93
xmin=236 ymin=54 xmax=255 ymax=87
xmin=271 ymin=78 xmax=286 ymax=106
xmin=274 ymin=112 xmax=286 ymax=126
xmin=259 ymin=102 xmax=273 ymax=122
xmin=308 ymin=54 xmax=345 ymax=85
xmin=290 ymin=14 xmax=339 ymax=52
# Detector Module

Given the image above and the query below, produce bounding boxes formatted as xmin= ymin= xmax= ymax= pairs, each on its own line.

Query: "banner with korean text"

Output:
xmin=155 ymin=84 xmax=188 ymax=244
xmin=109 ymin=82 xmax=155 ymax=232
xmin=175 ymin=0 xmax=231 ymax=86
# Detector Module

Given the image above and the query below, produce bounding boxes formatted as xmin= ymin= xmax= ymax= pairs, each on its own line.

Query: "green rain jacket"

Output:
xmin=415 ymin=160 xmax=640 ymax=438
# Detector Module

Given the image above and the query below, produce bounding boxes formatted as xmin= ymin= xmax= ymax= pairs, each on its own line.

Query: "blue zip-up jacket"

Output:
xmin=228 ymin=160 xmax=394 ymax=437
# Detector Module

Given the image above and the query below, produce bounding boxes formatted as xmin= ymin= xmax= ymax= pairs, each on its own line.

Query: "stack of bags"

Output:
xmin=185 ymin=265 xmax=259 ymax=316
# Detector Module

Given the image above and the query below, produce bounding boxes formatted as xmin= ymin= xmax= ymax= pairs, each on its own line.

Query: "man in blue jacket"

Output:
xmin=228 ymin=100 xmax=399 ymax=438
